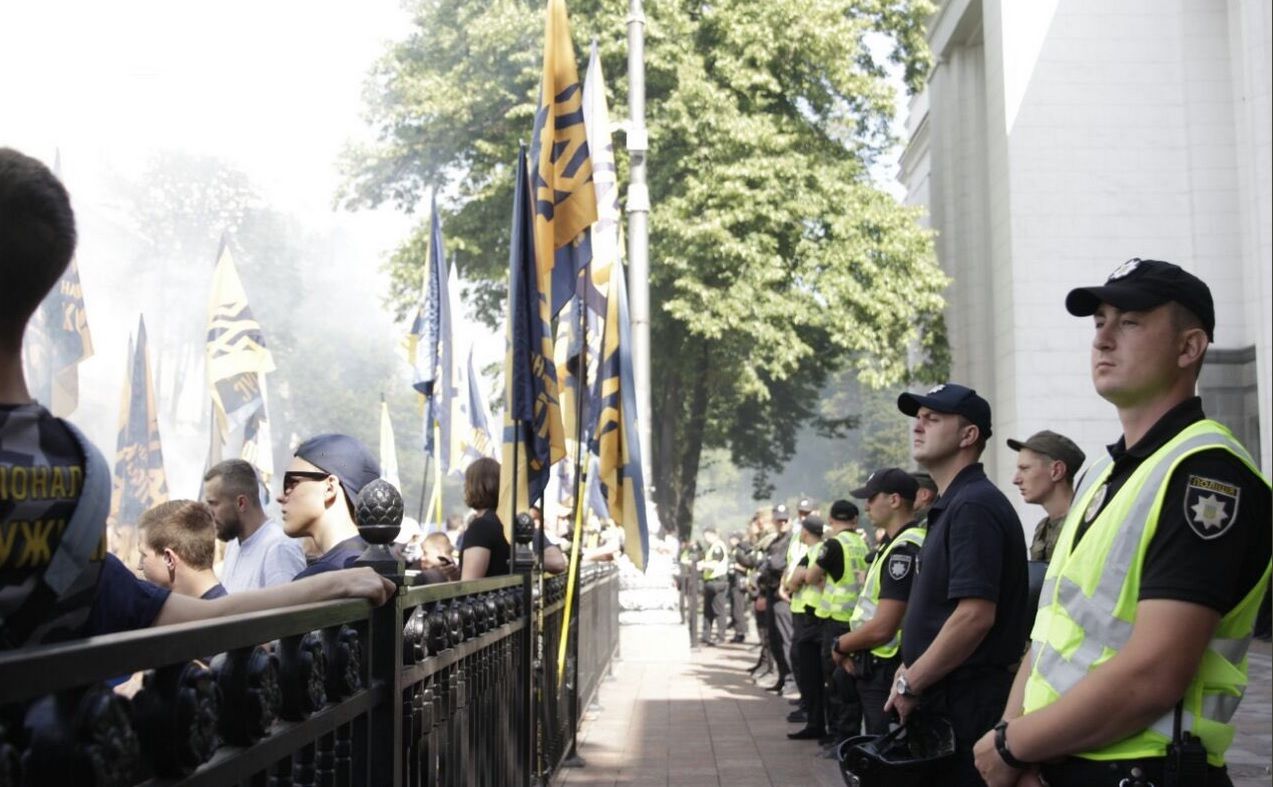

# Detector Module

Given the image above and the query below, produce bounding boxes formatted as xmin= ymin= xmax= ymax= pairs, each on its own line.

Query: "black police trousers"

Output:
xmin=821 ymin=620 xmax=861 ymax=740
xmin=919 ymin=666 xmax=1013 ymax=787
xmin=792 ymin=613 xmax=824 ymax=728
xmin=1041 ymin=757 xmax=1233 ymax=787
xmin=855 ymin=652 xmax=900 ymax=735
xmin=703 ymin=578 xmax=729 ymax=642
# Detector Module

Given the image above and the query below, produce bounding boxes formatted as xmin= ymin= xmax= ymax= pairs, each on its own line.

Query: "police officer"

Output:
xmin=1006 ymin=430 xmax=1086 ymax=562
xmin=884 ymin=383 xmax=1029 ymax=787
xmin=699 ymin=527 xmax=729 ymax=645
xmin=833 ymin=470 xmax=926 ymax=735
xmin=761 ymin=504 xmax=796 ymax=693
xmin=786 ymin=514 xmax=828 ymax=739
xmin=974 ymin=259 xmax=1271 ymax=787
xmin=810 ymin=500 xmax=869 ymax=742
xmin=727 ymin=530 xmax=750 ymax=643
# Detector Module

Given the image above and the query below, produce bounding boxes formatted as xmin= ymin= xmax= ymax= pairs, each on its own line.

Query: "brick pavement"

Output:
xmin=555 ymin=624 xmax=1272 ymax=787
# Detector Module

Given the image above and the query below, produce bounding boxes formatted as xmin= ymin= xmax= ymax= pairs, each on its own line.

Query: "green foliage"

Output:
xmin=343 ymin=0 xmax=946 ymax=537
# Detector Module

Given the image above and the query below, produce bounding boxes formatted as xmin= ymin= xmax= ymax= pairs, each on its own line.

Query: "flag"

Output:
xmin=530 ymin=0 xmax=597 ymax=316
xmin=406 ymin=194 xmax=454 ymax=466
xmin=24 ymin=152 xmax=94 ymax=417
xmin=205 ymin=239 xmax=276 ymax=483
xmin=499 ymin=146 xmax=567 ymax=535
xmin=380 ymin=395 xmax=402 ymax=489
xmin=591 ymin=264 xmax=650 ymax=570
xmin=109 ymin=316 xmax=168 ymax=560
xmin=447 ymin=259 xmax=495 ymax=475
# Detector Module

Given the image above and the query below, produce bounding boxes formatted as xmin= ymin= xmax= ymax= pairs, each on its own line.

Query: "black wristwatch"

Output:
xmin=993 ymin=720 xmax=1030 ymax=769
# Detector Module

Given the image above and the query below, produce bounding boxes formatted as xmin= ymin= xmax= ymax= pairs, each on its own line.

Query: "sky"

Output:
xmin=0 ymin=0 xmax=436 ymax=495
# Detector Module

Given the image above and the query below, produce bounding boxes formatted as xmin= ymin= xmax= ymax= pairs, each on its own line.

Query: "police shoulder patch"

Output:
xmin=887 ymin=553 xmax=912 ymax=581
xmin=1183 ymin=475 xmax=1240 ymax=540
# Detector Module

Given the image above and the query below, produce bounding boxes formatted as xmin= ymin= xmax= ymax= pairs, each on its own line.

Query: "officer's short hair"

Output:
xmin=0 ymin=149 xmax=77 ymax=351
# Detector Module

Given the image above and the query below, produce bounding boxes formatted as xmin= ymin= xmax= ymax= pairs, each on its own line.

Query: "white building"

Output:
xmin=899 ymin=0 xmax=1271 ymax=521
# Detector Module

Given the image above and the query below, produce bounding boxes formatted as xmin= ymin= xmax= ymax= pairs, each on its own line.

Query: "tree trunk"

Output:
xmin=670 ymin=343 xmax=711 ymax=541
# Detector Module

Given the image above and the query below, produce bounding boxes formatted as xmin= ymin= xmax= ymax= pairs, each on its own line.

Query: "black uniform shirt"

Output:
xmin=1072 ymin=397 xmax=1271 ymax=614
xmin=816 ymin=536 xmax=846 ymax=582
xmin=876 ymin=523 xmax=922 ymax=603
xmin=901 ymin=463 xmax=1029 ymax=670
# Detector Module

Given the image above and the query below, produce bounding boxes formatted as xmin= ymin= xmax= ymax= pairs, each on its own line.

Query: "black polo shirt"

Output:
xmin=900 ymin=463 xmax=1029 ymax=670
xmin=1072 ymin=397 xmax=1270 ymax=614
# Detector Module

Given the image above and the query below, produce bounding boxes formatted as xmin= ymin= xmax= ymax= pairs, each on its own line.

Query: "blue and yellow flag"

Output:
xmin=109 ymin=316 xmax=168 ymax=561
xmin=407 ymin=194 xmax=455 ymax=468
xmin=530 ymin=0 xmax=597 ymax=317
xmin=591 ymin=265 xmax=650 ymax=570
xmin=24 ymin=153 xmax=93 ymax=417
xmin=206 ymin=239 xmax=275 ymax=483
xmin=499 ymin=146 xmax=567 ymax=537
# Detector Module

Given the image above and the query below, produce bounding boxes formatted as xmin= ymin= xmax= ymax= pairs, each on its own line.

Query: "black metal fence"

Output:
xmin=0 ymin=564 xmax=621 ymax=787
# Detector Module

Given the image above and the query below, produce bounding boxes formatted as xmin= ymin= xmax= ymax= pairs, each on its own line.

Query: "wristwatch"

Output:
xmin=993 ymin=720 xmax=1030 ymax=769
xmin=893 ymin=673 xmax=916 ymax=697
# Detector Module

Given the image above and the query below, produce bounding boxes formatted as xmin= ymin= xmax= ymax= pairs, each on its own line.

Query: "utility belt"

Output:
xmin=850 ymin=651 xmax=901 ymax=681
xmin=1041 ymin=757 xmax=1231 ymax=787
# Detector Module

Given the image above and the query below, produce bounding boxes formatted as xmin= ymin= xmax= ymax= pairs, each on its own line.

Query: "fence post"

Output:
xmin=561 ymin=565 xmax=585 ymax=767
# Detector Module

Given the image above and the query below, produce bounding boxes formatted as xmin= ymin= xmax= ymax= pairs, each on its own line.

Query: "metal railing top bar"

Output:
xmin=0 ymin=598 xmax=373 ymax=704
xmin=397 ymin=574 xmax=522 ymax=608
xmin=140 ymin=685 xmax=385 ymax=787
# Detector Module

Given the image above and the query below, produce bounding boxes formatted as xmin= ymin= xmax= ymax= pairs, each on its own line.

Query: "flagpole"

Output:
xmin=627 ymin=0 xmax=652 ymax=486
xmin=433 ymin=419 xmax=444 ymax=527
xmin=558 ymin=291 xmax=587 ymax=682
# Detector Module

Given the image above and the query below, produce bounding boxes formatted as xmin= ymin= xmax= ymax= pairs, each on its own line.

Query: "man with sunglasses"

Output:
xmin=280 ymin=434 xmax=381 ymax=580
xmin=0 ymin=148 xmax=395 ymax=649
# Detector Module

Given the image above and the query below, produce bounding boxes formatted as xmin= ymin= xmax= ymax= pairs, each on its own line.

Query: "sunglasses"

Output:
xmin=282 ymin=470 xmax=332 ymax=495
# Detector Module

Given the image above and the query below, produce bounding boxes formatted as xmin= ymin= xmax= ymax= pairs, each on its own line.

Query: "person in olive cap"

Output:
xmin=975 ymin=259 xmax=1271 ymax=787
xmin=278 ymin=433 xmax=381 ymax=579
xmin=1007 ymin=430 xmax=1086 ymax=562
xmin=760 ymin=503 xmax=796 ymax=693
xmin=885 ymin=383 xmax=1029 ymax=787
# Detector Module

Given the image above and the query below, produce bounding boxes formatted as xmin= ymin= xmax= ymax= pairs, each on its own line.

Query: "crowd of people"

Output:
xmin=682 ymin=262 xmax=1271 ymax=786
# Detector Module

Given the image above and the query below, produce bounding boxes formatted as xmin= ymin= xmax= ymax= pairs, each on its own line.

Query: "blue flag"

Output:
xmin=408 ymin=193 xmax=454 ymax=465
xmin=499 ymin=146 xmax=566 ymax=536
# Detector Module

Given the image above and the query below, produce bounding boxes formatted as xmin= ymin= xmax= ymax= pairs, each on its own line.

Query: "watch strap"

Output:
xmin=994 ymin=720 xmax=1030 ymax=769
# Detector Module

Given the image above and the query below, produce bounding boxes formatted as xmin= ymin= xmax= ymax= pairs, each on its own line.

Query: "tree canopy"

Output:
xmin=343 ymin=0 xmax=948 ymax=537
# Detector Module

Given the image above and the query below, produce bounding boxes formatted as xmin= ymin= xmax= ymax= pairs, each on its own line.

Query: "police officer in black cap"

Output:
xmin=884 ymin=383 xmax=1029 ymax=787
xmin=974 ymin=259 xmax=1271 ymax=787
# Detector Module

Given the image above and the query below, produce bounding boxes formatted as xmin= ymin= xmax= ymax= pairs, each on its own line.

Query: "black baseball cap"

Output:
xmin=801 ymin=514 xmax=825 ymax=537
xmin=1006 ymin=430 xmax=1086 ymax=474
xmin=897 ymin=383 xmax=993 ymax=439
xmin=294 ymin=433 xmax=381 ymax=506
xmin=1065 ymin=258 xmax=1214 ymax=342
xmin=772 ymin=504 xmax=790 ymax=520
xmin=828 ymin=500 xmax=859 ymax=522
xmin=850 ymin=468 xmax=919 ymax=502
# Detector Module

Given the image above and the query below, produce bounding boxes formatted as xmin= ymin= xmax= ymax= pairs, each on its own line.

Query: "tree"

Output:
xmin=343 ymin=0 xmax=947 ymax=538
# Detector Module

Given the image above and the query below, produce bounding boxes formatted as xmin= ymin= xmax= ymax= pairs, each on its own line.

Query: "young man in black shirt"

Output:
xmin=885 ymin=383 xmax=1029 ymax=787
xmin=974 ymin=260 xmax=1271 ymax=787
xmin=281 ymin=433 xmax=379 ymax=579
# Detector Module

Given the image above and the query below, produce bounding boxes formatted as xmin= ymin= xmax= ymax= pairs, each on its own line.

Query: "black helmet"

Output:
xmin=838 ymin=714 xmax=956 ymax=786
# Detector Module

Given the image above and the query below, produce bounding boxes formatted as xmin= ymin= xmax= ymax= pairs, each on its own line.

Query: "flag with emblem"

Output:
xmin=450 ymin=341 xmax=497 ymax=476
xmin=530 ymin=0 xmax=597 ymax=317
xmin=590 ymin=263 xmax=649 ymax=570
xmin=499 ymin=146 xmax=567 ymax=536
xmin=406 ymin=194 xmax=455 ymax=468
xmin=205 ymin=239 xmax=276 ymax=483
xmin=23 ymin=152 xmax=94 ymax=417
xmin=109 ymin=316 xmax=168 ymax=560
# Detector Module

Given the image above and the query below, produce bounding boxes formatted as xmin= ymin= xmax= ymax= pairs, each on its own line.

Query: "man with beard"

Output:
xmin=204 ymin=459 xmax=305 ymax=591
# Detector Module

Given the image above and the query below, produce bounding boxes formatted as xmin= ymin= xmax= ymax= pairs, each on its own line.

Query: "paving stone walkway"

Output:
xmin=555 ymin=623 xmax=1272 ymax=787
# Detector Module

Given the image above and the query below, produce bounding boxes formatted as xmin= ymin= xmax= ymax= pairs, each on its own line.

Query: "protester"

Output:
xmin=136 ymin=500 xmax=227 ymax=600
xmin=886 ymin=383 xmax=1029 ymax=786
xmin=835 ymin=472 xmax=925 ymax=734
xmin=459 ymin=457 xmax=510 ymax=578
xmin=280 ymin=434 xmax=379 ymax=579
xmin=1006 ymin=430 xmax=1085 ymax=562
xmin=974 ymin=259 xmax=1271 ymax=787
xmin=0 ymin=147 xmax=394 ymax=650
xmin=204 ymin=458 xmax=305 ymax=590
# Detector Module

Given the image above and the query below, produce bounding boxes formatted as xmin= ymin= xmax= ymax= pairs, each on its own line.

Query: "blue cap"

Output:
xmin=294 ymin=433 xmax=381 ymax=505
xmin=897 ymin=383 xmax=993 ymax=439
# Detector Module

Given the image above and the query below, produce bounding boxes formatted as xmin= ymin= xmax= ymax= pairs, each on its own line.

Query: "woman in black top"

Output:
xmin=459 ymin=458 xmax=511 ymax=578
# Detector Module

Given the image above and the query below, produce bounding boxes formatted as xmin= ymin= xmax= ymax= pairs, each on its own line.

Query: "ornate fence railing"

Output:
xmin=0 ymin=562 xmax=622 ymax=787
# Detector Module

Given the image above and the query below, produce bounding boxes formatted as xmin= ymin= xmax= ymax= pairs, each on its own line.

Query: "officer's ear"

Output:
xmin=1049 ymin=459 xmax=1066 ymax=483
xmin=958 ymin=422 xmax=980 ymax=450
